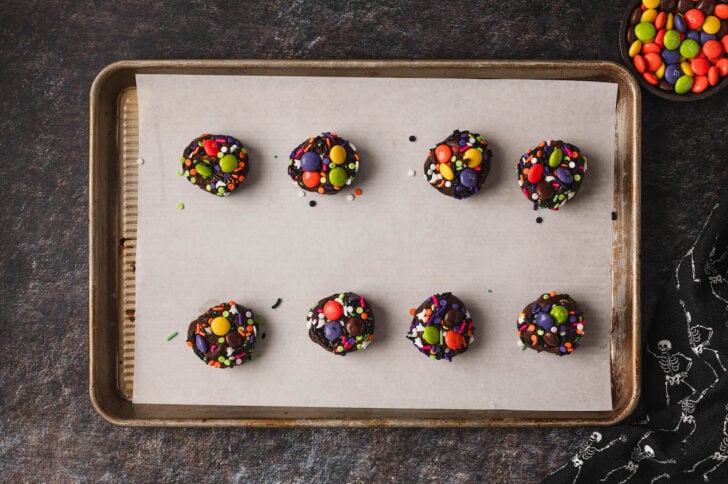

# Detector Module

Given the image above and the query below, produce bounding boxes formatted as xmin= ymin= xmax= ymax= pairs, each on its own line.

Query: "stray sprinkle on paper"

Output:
xmin=271 ymin=298 xmax=282 ymax=309
xmin=166 ymin=331 xmax=178 ymax=341
xmin=346 ymin=194 xmax=355 ymax=202
xmin=137 ymin=158 xmax=144 ymax=165
xmin=407 ymin=169 xmax=416 ymax=177
xmin=298 ymin=190 xmax=306 ymax=198
xmin=177 ymin=202 xmax=185 ymax=210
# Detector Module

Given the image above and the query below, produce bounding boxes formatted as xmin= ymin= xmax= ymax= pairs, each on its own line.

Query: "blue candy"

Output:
xmin=459 ymin=168 xmax=479 ymax=189
xmin=324 ymin=321 xmax=343 ymax=341
xmin=665 ymin=64 xmax=682 ymax=85
xmin=674 ymin=14 xmax=686 ymax=33
xmin=300 ymin=151 xmax=321 ymax=171
xmin=556 ymin=167 xmax=573 ymax=184
xmin=661 ymin=48 xmax=681 ymax=65
xmin=535 ymin=312 xmax=554 ymax=330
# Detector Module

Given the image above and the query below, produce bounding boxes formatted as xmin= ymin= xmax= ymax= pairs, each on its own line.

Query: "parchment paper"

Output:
xmin=134 ymin=74 xmax=617 ymax=410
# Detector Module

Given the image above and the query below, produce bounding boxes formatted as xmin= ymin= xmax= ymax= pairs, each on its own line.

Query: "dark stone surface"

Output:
xmin=1 ymin=0 xmax=727 ymax=481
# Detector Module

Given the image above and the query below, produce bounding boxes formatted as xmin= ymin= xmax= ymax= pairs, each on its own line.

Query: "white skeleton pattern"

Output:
xmin=552 ymin=432 xmax=626 ymax=483
xmin=647 ymin=339 xmax=696 ymax=406
xmin=686 ymin=405 xmax=728 ymax=482
xmin=680 ymin=299 xmax=726 ymax=387
xmin=598 ymin=434 xmax=676 ymax=484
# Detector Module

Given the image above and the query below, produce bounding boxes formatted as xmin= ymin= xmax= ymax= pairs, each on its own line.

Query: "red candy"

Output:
xmin=716 ymin=58 xmax=728 ymax=77
xmin=202 ymin=139 xmax=220 ymax=156
xmin=527 ymin=163 xmax=544 ymax=184
xmin=435 ymin=144 xmax=452 ymax=163
xmin=643 ymin=72 xmax=659 ymax=85
xmin=323 ymin=300 xmax=343 ymax=321
xmin=634 ymin=54 xmax=647 ymax=73
xmin=703 ymin=40 xmax=723 ymax=60
xmin=655 ymin=29 xmax=667 ymax=47
xmin=644 ymin=52 xmax=662 ymax=71
xmin=684 ymin=9 xmax=705 ymax=30
xmin=642 ymin=42 xmax=661 ymax=55
xmin=691 ymin=57 xmax=710 ymax=76
xmin=722 ymin=35 xmax=728 ymax=55
xmin=302 ymin=170 xmax=320 ymax=188
xmin=654 ymin=11 xmax=666 ymax=30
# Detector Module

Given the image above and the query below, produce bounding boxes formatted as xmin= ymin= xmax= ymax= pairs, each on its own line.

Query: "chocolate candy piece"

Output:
xmin=516 ymin=140 xmax=588 ymax=211
xmin=517 ymin=292 xmax=586 ymax=356
xmin=186 ymin=301 xmax=261 ymax=368
xmin=180 ymin=134 xmax=249 ymax=197
xmin=307 ymin=292 xmax=375 ymax=355
xmin=423 ymin=130 xmax=493 ymax=200
xmin=288 ymin=132 xmax=359 ymax=195
xmin=406 ymin=292 xmax=475 ymax=362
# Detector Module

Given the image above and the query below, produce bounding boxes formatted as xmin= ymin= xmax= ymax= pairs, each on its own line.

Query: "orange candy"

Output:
xmin=644 ymin=52 xmax=662 ymax=71
xmin=323 ymin=300 xmax=343 ymax=321
xmin=642 ymin=42 xmax=661 ymax=55
xmin=634 ymin=54 xmax=646 ymax=73
xmin=708 ymin=66 xmax=719 ymax=86
xmin=715 ymin=4 xmax=728 ymax=19
xmin=716 ymin=58 xmax=728 ymax=77
xmin=692 ymin=76 xmax=709 ymax=93
xmin=690 ymin=57 xmax=710 ymax=76
xmin=642 ymin=72 xmax=659 ymax=85
xmin=703 ymin=40 xmax=723 ymax=60
xmin=435 ymin=144 xmax=452 ymax=163
xmin=302 ymin=171 xmax=320 ymax=188
xmin=444 ymin=330 xmax=464 ymax=350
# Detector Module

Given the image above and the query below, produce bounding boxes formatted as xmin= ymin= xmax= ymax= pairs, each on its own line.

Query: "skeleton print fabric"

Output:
xmin=546 ymin=197 xmax=728 ymax=483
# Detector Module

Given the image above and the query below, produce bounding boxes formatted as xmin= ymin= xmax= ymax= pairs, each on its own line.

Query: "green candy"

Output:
xmin=220 ymin=154 xmax=238 ymax=173
xmin=663 ymin=30 xmax=681 ymax=51
xmin=550 ymin=305 xmax=569 ymax=325
xmin=423 ymin=325 xmax=440 ymax=344
xmin=679 ymin=39 xmax=700 ymax=59
xmin=675 ymin=75 xmax=694 ymax=94
xmin=328 ymin=166 xmax=347 ymax=187
xmin=549 ymin=148 xmax=563 ymax=168
xmin=194 ymin=162 xmax=212 ymax=178
xmin=634 ymin=22 xmax=656 ymax=42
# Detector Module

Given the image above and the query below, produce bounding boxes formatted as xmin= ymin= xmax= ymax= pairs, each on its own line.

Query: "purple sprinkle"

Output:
xmin=452 ymin=304 xmax=459 ymax=310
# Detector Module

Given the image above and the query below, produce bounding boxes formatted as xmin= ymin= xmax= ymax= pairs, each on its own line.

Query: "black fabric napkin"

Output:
xmin=545 ymin=194 xmax=728 ymax=483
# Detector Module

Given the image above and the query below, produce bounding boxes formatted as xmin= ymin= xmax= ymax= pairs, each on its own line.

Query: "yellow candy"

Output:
xmin=211 ymin=316 xmax=231 ymax=336
xmin=666 ymin=13 xmax=674 ymax=30
xmin=329 ymin=145 xmax=346 ymax=164
xmin=439 ymin=163 xmax=454 ymax=180
xmin=629 ymin=40 xmax=642 ymax=58
xmin=642 ymin=0 xmax=659 ymax=8
xmin=640 ymin=9 xmax=657 ymax=23
xmin=703 ymin=16 xmax=721 ymax=35
xmin=681 ymin=61 xmax=694 ymax=76
xmin=464 ymin=148 xmax=483 ymax=168
xmin=655 ymin=62 xmax=665 ymax=79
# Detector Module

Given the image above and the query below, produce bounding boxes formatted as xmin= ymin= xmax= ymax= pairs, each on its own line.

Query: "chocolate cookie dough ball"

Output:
xmin=406 ymin=292 xmax=475 ymax=361
xmin=180 ymin=134 xmax=249 ymax=196
xmin=186 ymin=301 xmax=261 ymax=368
xmin=288 ymin=132 xmax=359 ymax=194
xmin=424 ymin=130 xmax=492 ymax=199
xmin=516 ymin=140 xmax=587 ymax=210
xmin=307 ymin=292 xmax=374 ymax=355
xmin=517 ymin=291 xmax=586 ymax=356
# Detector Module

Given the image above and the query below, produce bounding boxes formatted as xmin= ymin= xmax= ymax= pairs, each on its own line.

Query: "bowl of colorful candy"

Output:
xmin=621 ymin=0 xmax=728 ymax=101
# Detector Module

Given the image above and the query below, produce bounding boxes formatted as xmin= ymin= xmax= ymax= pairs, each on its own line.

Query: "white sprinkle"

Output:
xmin=531 ymin=193 xmax=538 ymax=200
xmin=347 ymin=194 xmax=354 ymax=201
xmin=551 ymin=326 xmax=558 ymax=333
xmin=221 ymin=146 xmax=228 ymax=153
xmin=569 ymin=162 xmax=576 ymax=168
xmin=407 ymin=169 xmax=416 ymax=177
xmin=444 ymin=181 xmax=451 ymax=188
xmin=297 ymin=190 xmax=306 ymax=198
xmin=136 ymin=158 xmax=144 ymax=165
xmin=235 ymin=358 xmax=242 ymax=364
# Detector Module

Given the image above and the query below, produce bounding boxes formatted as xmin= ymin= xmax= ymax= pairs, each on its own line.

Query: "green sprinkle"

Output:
xmin=179 ymin=156 xmax=186 ymax=164
xmin=223 ymin=310 xmax=230 ymax=317
xmin=218 ymin=337 xmax=224 ymax=343
xmin=177 ymin=202 xmax=185 ymax=210
xmin=356 ymin=307 xmax=363 ymax=314
xmin=487 ymin=289 xmax=492 ymax=293
xmin=166 ymin=331 xmax=178 ymax=341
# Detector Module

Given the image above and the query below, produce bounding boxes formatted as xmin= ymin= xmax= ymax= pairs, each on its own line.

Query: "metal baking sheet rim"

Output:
xmin=88 ymin=59 xmax=641 ymax=427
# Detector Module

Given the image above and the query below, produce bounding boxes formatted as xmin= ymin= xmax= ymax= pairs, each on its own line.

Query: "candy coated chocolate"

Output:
xmin=180 ymin=134 xmax=249 ymax=197
xmin=517 ymin=292 xmax=585 ymax=356
xmin=423 ymin=130 xmax=492 ymax=200
xmin=406 ymin=292 xmax=475 ymax=362
xmin=288 ymin=132 xmax=359 ymax=195
xmin=307 ymin=292 xmax=375 ymax=355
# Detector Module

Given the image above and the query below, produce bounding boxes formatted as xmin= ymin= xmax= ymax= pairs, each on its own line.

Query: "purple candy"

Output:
xmin=687 ymin=30 xmax=700 ymax=42
xmin=195 ymin=334 xmax=208 ymax=353
xmin=701 ymin=32 xmax=717 ymax=45
xmin=459 ymin=168 xmax=479 ymax=189
xmin=674 ymin=14 xmax=686 ymax=33
xmin=665 ymin=64 xmax=682 ymax=85
xmin=661 ymin=48 xmax=680 ymax=65
xmin=535 ymin=312 xmax=555 ymax=330
xmin=323 ymin=321 xmax=343 ymax=341
xmin=555 ymin=167 xmax=573 ymax=184
xmin=300 ymin=151 xmax=321 ymax=171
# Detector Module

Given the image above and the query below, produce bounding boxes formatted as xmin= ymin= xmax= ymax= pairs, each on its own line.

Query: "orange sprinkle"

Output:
xmin=213 ymin=306 xmax=224 ymax=311
xmin=238 ymin=328 xmax=246 ymax=336
xmin=537 ymin=141 xmax=546 ymax=148
xmin=228 ymin=300 xmax=236 ymax=305
xmin=246 ymin=325 xmax=254 ymax=332
xmin=239 ymin=161 xmax=245 ymax=168
xmin=191 ymin=147 xmax=200 ymax=156
xmin=354 ymin=154 xmax=360 ymax=160
xmin=360 ymin=313 xmax=368 ymax=320
xmin=186 ymin=341 xmax=193 ymax=347
xmin=425 ymin=309 xmax=433 ymax=316
xmin=530 ymin=335 xmax=538 ymax=345
xmin=239 ymin=175 xmax=245 ymax=182
xmin=549 ymin=291 xmax=557 ymax=297
xmin=208 ymin=361 xmax=215 ymax=366
xmin=572 ymin=151 xmax=579 ymax=157
xmin=317 ymin=187 xmax=324 ymax=194
xmin=354 ymin=188 xmax=363 ymax=196
xmin=190 ymin=169 xmax=197 ymax=176
xmin=368 ymin=334 xmax=373 ymax=340
xmin=326 ymin=137 xmax=331 ymax=148
xmin=522 ymin=167 xmax=530 ymax=176
xmin=215 ymin=362 xmax=221 ymax=368
xmin=227 ymin=183 xmax=234 ymax=191
xmin=564 ymin=342 xmax=572 ymax=348
xmin=568 ymin=311 xmax=575 ymax=315
xmin=184 ymin=159 xmax=192 ymax=167
xmin=528 ymin=324 xmax=536 ymax=332
xmin=408 ymin=308 xmax=415 ymax=316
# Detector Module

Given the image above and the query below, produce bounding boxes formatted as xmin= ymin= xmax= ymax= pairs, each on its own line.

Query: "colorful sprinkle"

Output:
xmin=180 ymin=134 xmax=249 ymax=197
xmin=288 ymin=132 xmax=359 ymax=195
xmin=424 ymin=130 xmax=492 ymax=200
xmin=406 ymin=292 xmax=475 ymax=362
xmin=166 ymin=331 xmax=178 ymax=341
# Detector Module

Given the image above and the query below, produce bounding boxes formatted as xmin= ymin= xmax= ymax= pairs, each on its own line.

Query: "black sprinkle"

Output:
xmin=611 ymin=211 xmax=617 ymax=221
xmin=309 ymin=200 xmax=317 ymax=207
xmin=409 ymin=135 xmax=417 ymax=142
xmin=271 ymin=298 xmax=282 ymax=309
xmin=261 ymin=332 xmax=267 ymax=340
xmin=274 ymin=155 xmax=278 ymax=158
xmin=536 ymin=217 xmax=543 ymax=224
